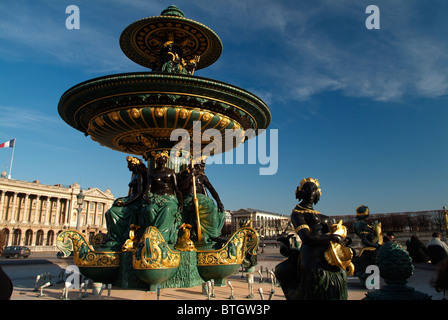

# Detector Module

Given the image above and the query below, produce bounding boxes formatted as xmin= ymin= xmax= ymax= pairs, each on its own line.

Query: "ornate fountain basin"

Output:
xmin=58 ymin=72 xmax=271 ymax=157
xmin=196 ymin=227 xmax=259 ymax=286
xmin=132 ymin=226 xmax=181 ymax=291
xmin=56 ymin=230 xmax=121 ymax=283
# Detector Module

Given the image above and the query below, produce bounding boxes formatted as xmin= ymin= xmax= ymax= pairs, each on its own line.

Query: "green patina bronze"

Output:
xmin=363 ymin=241 xmax=431 ymax=300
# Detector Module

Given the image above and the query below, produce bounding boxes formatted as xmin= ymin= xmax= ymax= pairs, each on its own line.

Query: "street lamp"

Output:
xmin=443 ymin=206 xmax=448 ymax=239
xmin=76 ymin=189 xmax=85 ymax=231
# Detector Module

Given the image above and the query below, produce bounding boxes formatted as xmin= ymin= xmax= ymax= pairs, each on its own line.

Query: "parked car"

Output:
xmin=1 ymin=246 xmax=31 ymax=258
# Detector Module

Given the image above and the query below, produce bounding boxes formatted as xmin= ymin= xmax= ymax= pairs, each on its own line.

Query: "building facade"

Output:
xmin=231 ymin=208 xmax=290 ymax=239
xmin=0 ymin=177 xmax=114 ymax=252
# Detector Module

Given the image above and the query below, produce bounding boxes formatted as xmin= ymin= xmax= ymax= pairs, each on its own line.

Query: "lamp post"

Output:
xmin=443 ymin=206 xmax=448 ymax=239
xmin=76 ymin=189 xmax=85 ymax=231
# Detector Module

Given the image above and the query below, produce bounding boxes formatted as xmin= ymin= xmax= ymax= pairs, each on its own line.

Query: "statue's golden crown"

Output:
xmin=153 ymin=150 xmax=170 ymax=160
xmin=126 ymin=156 xmax=141 ymax=165
xmin=298 ymin=177 xmax=322 ymax=196
xmin=356 ymin=205 xmax=370 ymax=216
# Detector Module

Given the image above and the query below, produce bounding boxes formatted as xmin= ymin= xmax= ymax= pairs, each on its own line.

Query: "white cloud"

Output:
xmin=258 ymin=1 xmax=448 ymax=104
xmin=0 ymin=106 xmax=60 ymax=130
xmin=0 ymin=1 xmax=137 ymax=72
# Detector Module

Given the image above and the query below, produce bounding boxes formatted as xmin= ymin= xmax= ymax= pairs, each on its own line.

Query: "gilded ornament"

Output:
xmin=197 ymin=227 xmax=258 ymax=266
xmin=110 ymin=111 xmax=120 ymax=121
xmin=294 ymin=224 xmax=310 ymax=233
xmin=130 ymin=108 xmax=141 ymax=118
xmin=153 ymin=150 xmax=170 ymax=160
xmin=122 ymin=224 xmax=141 ymax=252
xmin=56 ymin=230 xmax=121 ymax=268
xmin=356 ymin=205 xmax=370 ymax=217
xmin=298 ymin=177 xmax=322 ymax=197
xmin=133 ymin=227 xmax=181 ymax=269
xmin=202 ymin=112 xmax=212 ymax=122
xmin=174 ymin=223 xmax=196 ymax=251
xmin=155 ymin=107 xmax=165 ymax=117
xmin=219 ymin=117 xmax=230 ymax=128
xmin=179 ymin=108 xmax=189 ymax=119
xmin=95 ymin=116 xmax=104 ymax=126
xmin=324 ymin=220 xmax=355 ymax=276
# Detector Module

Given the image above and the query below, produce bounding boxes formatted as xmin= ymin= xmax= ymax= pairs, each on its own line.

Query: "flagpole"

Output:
xmin=8 ymin=139 xmax=15 ymax=179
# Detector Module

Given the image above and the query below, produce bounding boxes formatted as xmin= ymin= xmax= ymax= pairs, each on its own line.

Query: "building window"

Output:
xmin=36 ymin=230 xmax=44 ymax=246
xmin=46 ymin=230 xmax=54 ymax=246
xmin=25 ymin=229 xmax=33 ymax=246
xmin=12 ymin=229 xmax=21 ymax=246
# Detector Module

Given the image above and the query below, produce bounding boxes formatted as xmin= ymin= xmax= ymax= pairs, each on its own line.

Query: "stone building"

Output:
xmin=0 ymin=177 xmax=114 ymax=252
xmin=231 ymin=208 xmax=290 ymax=239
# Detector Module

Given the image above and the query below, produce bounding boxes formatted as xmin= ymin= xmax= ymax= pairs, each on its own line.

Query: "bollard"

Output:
xmin=61 ymin=281 xmax=70 ymax=300
xmin=97 ymin=284 xmax=106 ymax=300
xmin=227 ymin=280 xmax=235 ymax=300
xmin=33 ymin=274 xmax=41 ymax=292
xmin=37 ymin=282 xmax=51 ymax=298
xmin=206 ymin=281 xmax=212 ymax=300
xmin=246 ymin=274 xmax=254 ymax=299
xmin=77 ymin=283 xmax=85 ymax=300
xmin=210 ymin=279 xmax=216 ymax=298
xmin=56 ymin=269 xmax=65 ymax=284
xmin=83 ymin=279 xmax=89 ymax=298
xmin=157 ymin=284 xmax=161 ymax=300
xmin=257 ymin=269 xmax=263 ymax=283
xmin=258 ymin=287 xmax=264 ymax=300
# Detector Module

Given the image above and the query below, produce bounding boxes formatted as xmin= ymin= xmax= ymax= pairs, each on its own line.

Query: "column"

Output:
xmin=64 ymin=198 xmax=71 ymax=226
xmin=21 ymin=194 xmax=30 ymax=223
xmin=101 ymin=203 xmax=107 ymax=228
xmin=54 ymin=197 xmax=61 ymax=226
xmin=44 ymin=197 xmax=51 ymax=225
xmin=93 ymin=201 xmax=98 ymax=227
xmin=0 ymin=190 xmax=4 ymax=222
xmin=9 ymin=192 xmax=17 ymax=223
xmin=32 ymin=196 xmax=40 ymax=224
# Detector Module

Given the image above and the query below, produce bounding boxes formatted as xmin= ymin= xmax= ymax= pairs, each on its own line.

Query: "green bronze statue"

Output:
xmin=178 ymin=161 xmax=226 ymax=245
xmin=103 ymin=156 xmax=147 ymax=250
xmin=142 ymin=151 xmax=183 ymax=244
xmin=352 ymin=205 xmax=383 ymax=284
xmin=275 ymin=178 xmax=352 ymax=300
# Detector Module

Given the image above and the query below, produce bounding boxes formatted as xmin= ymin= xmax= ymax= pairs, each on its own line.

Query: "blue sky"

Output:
xmin=0 ymin=0 xmax=447 ymax=216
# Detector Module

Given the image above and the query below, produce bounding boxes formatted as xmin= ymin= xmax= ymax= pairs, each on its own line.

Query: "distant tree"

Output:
xmin=432 ymin=210 xmax=446 ymax=234
xmin=415 ymin=214 xmax=432 ymax=232
xmin=0 ymin=230 xmax=6 ymax=253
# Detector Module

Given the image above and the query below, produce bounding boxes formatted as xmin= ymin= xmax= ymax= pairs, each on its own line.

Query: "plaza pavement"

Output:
xmin=1 ymin=246 xmax=445 ymax=301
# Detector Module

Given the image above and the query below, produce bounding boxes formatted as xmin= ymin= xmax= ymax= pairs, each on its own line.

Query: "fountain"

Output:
xmin=57 ymin=5 xmax=269 ymax=291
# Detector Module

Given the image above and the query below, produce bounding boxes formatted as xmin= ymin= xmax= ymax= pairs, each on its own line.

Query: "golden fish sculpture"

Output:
xmin=324 ymin=220 xmax=355 ymax=276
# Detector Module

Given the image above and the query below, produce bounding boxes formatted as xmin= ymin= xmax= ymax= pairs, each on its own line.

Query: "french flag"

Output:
xmin=0 ymin=139 xmax=15 ymax=149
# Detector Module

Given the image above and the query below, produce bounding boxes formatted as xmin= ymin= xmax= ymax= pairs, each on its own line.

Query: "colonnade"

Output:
xmin=0 ymin=179 xmax=114 ymax=251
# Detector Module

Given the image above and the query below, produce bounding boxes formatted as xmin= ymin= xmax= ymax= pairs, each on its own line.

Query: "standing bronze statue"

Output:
xmin=275 ymin=178 xmax=352 ymax=300
xmin=142 ymin=151 xmax=183 ymax=244
xmin=178 ymin=161 xmax=226 ymax=245
xmin=103 ymin=156 xmax=147 ymax=250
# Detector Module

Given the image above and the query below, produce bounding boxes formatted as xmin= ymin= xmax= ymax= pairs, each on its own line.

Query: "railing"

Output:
xmin=30 ymin=245 xmax=59 ymax=252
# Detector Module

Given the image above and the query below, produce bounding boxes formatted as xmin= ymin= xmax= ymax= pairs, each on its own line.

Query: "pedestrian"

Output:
xmin=0 ymin=266 xmax=13 ymax=300
xmin=383 ymin=231 xmax=395 ymax=243
xmin=406 ymin=235 xmax=429 ymax=263
xmin=427 ymin=232 xmax=448 ymax=264
xmin=431 ymin=257 xmax=448 ymax=299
